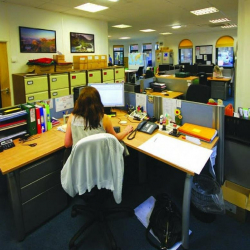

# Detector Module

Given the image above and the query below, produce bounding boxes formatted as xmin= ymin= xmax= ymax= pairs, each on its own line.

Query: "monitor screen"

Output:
xmin=159 ymin=64 xmax=170 ymax=71
xmin=88 ymin=83 xmax=125 ymax=108
xmin=216 ymin=47 xmax=234 ymax=68
xmin=197 ymin=65 xmax=214 ymax=74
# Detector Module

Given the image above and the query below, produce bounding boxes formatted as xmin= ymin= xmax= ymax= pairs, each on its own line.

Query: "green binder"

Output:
xmin=21 ymin=103 xmax=37 ymax=135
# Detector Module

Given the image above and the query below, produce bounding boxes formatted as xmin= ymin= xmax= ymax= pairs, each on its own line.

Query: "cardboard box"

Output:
xmin=28 ymin=65 xmax=54 ymax=74
xmin=54 ymin=63 xmax=73 ymax=72
xmin=73 ymin=63 xmax=88 ymax=70
xmin=73 ymin=56 xmax=88 ymax=64
xmin=222 ymin=180 xmax=250 ymax=211
xmin=53 ymin=55 xmax=65 ymax=63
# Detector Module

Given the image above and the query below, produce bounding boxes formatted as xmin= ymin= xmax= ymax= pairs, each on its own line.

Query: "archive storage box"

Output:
xmin=53 ymin=55 xmax=65 ymax=63
xmin=27 ymin=65 xmax=54 ymax=74
xmin=73 ymin=56 xmax=88 ymax=70
xmin=87 ymin=56 xmax=95 ymax=70
xmin=93 ymin=55 xmax=101 ymax=69
xmin=100 ymin=55 xmax=107 ymax=68
xmin=54 ymin=63 xmax=73 ymax=72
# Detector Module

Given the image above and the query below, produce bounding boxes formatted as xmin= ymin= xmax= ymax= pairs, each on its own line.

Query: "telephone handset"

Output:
xmin=136 ymin=121 xmax=159 ymax=134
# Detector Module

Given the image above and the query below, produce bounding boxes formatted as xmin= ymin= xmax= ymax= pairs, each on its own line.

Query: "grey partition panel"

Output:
xmin=125 ymin=91 xmax=136 ymax=109
xmin=146 ymin=99 xmax=154 ymax=118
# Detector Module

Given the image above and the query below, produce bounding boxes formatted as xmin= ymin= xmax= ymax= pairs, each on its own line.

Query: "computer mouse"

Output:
xmin=120 ymin=121 xmax=127 ymax=124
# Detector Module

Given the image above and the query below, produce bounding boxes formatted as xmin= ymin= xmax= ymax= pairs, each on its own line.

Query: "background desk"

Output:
xmin=149 ymin=91 xmax=183 ymax=99
xmin=155 ymin=75 xmax=198 ymax=99
xmin=207 ymin=77 xmax=231 ymax=100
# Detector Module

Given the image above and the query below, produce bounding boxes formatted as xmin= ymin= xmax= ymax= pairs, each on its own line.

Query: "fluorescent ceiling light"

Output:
xmin=112 ymin=24 xmax=131 ymax=28
xmin=108 ymin=35 xmax=111 ymax=38
xmin=140 ymin=29 xmax=156 ymax=32
xmin=209 ymin=18 xmax=231 ymax=23
xmin=108 ymin=0 xmax=119 ymax=2
xmin=191 ymin=7 xmax=219 ymax=15
xmin=160 ymin=32 xmax=172 ymax=35
xmin=221 ymin=24 xmax=237 ymax=28
xmin=119 ymin=37 xmax=130 ymax=39
xmin=172 ymin=25 xmax=181 ymax=29
xmin=75 ymin=3 xmax=108 ymax=13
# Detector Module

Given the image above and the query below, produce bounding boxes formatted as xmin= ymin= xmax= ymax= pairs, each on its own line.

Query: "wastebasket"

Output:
xmin=191 ymin=174 xmax=225 ymax=223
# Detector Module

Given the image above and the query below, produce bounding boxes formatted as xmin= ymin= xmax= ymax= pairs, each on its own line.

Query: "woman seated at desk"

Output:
xmin=64 ymin=86 xmax=133 ymax=148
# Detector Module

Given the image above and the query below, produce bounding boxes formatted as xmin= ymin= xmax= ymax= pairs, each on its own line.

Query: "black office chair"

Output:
xmin=61 ymin=133 xmax=134 ymax=250
xmin=186 ymin=84 xmax=211 ymax=104
xmin=136 ymin=66 xmax=144 ymax=79
xmin=197 ymin=72 xmax=208 ymax=85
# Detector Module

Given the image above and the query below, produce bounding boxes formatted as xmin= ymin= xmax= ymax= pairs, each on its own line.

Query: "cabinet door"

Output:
xmin=26 ymin=91 xmax=49 ymax=102
xmin=114 ymin=68 xmax=125 ymax=80
xmin=102 ymin=69 xmax=114 ymax=82
xmin=50 ymin=88 xmax=70 ymax=98
xmin=87 ymin=70 xmax=101 ymax=83
xmin=49 ymin=74 xmax=69 ymax=90
xmin=24 ymin=76 xmax=48 ymax=94
xmin=70 ymin=72 xmax=87 ymax=87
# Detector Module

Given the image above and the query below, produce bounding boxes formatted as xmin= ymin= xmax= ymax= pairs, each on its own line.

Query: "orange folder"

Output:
xmin=178 ymin=123 xmax=217 ymax=142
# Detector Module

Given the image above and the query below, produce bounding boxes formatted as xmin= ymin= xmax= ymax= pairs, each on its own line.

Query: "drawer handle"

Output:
xmin=53 ymin=92 xmax=58 ymax=96
xmin=27 ymin=81 xmax=33 ymax=85
xmin=104 ymin=72 xmax=107 ymax=75
xmin=52 ymin=78 xmax=57 ymax=82
xmin=89 ymin=74 xmax=93 ymax=77
xmin=28 ymin=96 xmax=34 ymax=100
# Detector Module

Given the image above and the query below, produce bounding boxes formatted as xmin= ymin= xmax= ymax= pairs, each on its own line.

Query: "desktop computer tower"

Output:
xmin=73 ymin=85 xmax=86 ymax=104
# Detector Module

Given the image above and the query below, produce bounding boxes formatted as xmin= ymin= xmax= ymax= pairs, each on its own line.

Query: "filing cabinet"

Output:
xmin=211 ymin=80 xmax=228 ymax=100
xmin=12 ymin=74 xmax=49 ymax=105
xmin=69 ymin=71 xmax=87 ymax=94
xmin=102 ymin=68 xmax=114 ymax=83
xmin=114 ymin=67 xmax=125 ymax=83
xmin=48 ymin=73 xmax=70 ymax=98
xmin=87 ymin=69 xmax=102 ymax=83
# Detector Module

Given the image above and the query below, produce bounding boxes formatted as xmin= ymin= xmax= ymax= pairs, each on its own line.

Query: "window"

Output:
xmin=178 ymin=39 xmax=193 ymax=65
xmin=113 ymin=45 xmax=124 ymax=65
xmin=142 ymin=43 xmax=152 ymax=66
xmin=130 ymin=44 xmax=138 ymax=53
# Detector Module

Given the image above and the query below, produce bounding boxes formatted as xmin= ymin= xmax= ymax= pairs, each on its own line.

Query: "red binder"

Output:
xmin=35 ymin=107 xmax=42 ymax=134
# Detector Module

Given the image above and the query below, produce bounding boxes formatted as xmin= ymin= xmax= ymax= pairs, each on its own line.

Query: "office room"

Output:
xmin=0 ymin=0 xmax=250 ymax=250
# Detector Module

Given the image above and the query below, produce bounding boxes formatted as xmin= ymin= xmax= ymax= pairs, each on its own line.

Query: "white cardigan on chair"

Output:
xmin=61 ymin=133 xmax=124 ymax=204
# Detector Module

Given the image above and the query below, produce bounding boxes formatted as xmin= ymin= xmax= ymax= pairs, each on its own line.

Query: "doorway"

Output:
xmin=0 ymin=42 xmax=11 ymax=108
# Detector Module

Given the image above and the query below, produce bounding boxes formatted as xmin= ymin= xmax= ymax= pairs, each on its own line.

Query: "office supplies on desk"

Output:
xmin=129 ymin=110 xmax=147 ymax=121
xmin=178 ymin=123 xmax=217 ymax=142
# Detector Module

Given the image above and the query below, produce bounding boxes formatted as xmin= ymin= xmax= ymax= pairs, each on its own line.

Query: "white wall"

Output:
xmin=0 ymin=2 xmax=108 ymax=104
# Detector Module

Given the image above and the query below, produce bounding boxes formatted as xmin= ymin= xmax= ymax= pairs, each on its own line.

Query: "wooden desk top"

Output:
xmin=149 ymin=91 xmax=183 ymax=99
xmin=207 ymin=76 xmax=231 ymax=82
xmin=156 ymin=74 xmax=198 ymax=81
xmin=0 ymin=111 xmax=218 ymax=176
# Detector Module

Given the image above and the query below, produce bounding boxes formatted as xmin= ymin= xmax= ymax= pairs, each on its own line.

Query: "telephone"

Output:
xmin=136 ymin=121 xmax=159 ymax=134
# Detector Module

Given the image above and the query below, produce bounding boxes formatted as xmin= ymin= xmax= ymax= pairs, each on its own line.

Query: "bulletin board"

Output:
xmin=195 ymin=45 xmax=213 ymax=64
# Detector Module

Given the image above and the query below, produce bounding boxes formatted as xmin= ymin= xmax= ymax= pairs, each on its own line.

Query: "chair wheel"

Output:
xmin=71 ymin=209 xmax=77 ymax=218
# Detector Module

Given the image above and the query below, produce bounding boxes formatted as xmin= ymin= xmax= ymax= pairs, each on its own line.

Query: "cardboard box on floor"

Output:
xmin=222 ymin=180 xmax=250 ymax=222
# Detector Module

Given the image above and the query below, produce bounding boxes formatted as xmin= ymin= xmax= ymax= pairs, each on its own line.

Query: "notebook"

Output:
xmin=178 ymin=123 xmax=217 ymax=142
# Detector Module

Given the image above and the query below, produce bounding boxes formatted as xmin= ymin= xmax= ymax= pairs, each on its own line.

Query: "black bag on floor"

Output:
xmin=146 ymin=193 xmax=182 ymax=249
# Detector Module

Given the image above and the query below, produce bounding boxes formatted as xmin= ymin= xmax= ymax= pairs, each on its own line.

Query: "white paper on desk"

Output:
xmin=136 ymin=93 xmax=147 ymax=111
xmin=162 ymin=98 xmax=177 ymax=122
xmin=138 ymin=134 xmax=212 ymax=174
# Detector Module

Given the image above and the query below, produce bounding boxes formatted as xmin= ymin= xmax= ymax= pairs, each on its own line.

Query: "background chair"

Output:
xmin=61 ymin=133 xmax=134 ymax=250
xmin=186 ymin=84 xmax=211 ymax=104
xmin=136 ymin=66 xmax=144 ymax=79
xmin=197 ymin=72 xmax=208 ymax=86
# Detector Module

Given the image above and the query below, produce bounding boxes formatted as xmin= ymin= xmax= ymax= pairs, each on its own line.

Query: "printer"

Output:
xmin=150 ymin=82 xmax=167 ymax=92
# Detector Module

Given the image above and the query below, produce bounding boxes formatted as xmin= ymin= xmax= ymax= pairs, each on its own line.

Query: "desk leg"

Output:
xmin=182 ymin=173 xmax=193 ymax=249
xmin=138 ymin=152 xmax=147 ymax=183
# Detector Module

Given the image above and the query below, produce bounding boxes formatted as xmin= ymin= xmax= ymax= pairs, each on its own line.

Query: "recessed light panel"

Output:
xmin=160 ymin=32 xmax=172 ymax=35
xmin=75 ymin=3 xmax=108 ymax=13
xmin=108 ymin=0 xmax=119 ymax=2
xmin=209 ymin=18 xmax=231 ymax=23
xmin=191 ymin=7 xmax=219 ymax=15
xmin=112 ymin=24 xmax=132 ymax=28
xmin=221 ymin=24 xmax=237 ymax=28
xmin=172 ymin=25 xmax=181 ymax=29
xmin=119 ymin=37 xmax=130 ymax=39
xmin=140 ymin=29 xmax=156 ymax=32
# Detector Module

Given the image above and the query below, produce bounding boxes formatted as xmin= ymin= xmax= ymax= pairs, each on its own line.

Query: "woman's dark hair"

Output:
xmin=72 ymin=86 xmax=104 ymax=129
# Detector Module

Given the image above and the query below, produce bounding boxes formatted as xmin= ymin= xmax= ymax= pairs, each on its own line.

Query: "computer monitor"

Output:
xmin=197 ymin=65 xmax=214 ymax=74
xmin=159 ymin=64 xmax=170 ymax=72
xmin=216 ymin=47 xmax=234 ymax=68
xmin=88 ymin=83 xmax=125 ymax=115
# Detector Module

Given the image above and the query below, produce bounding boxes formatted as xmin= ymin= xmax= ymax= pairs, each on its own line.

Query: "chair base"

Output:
xmin=69 ymin=203 xmax=134 ymax=250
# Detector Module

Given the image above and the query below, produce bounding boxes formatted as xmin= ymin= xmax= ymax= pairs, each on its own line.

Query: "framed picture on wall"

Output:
xmin=70 ymin=32 xmax=95 ymax=53
xmin=19 ymin=26 xmax=56 ymax=53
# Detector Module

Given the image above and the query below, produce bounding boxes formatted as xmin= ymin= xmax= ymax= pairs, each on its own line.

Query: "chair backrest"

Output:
xmin=61 ymin=133 xmax=124 ymax=204
xmin=137 ymin=66 xmax=144 ymax=77
xmin=198 ymin=72 xmax=208 ymax=85
xmin=186 ymin=84 xmax=211 ymax=104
